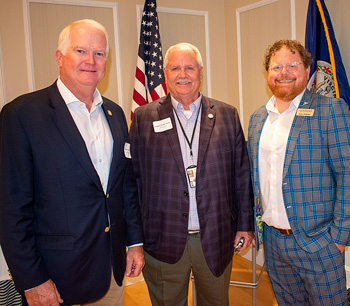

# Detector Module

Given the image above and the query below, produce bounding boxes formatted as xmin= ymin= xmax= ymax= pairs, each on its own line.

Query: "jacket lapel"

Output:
xmin=48 ymin=82 xmax=103 ymax=192
xmin=101 ymin=102 xmax=124 ymax=192
xmin=252 ymin=108 xmax=268 ymax=186
xmin=157 ymin=95 xmax=188 ymax=184
xmin=197 ymin=96 xmax=215 ymax=175
xmin=283 ymin=90 xmax=313 ymax=178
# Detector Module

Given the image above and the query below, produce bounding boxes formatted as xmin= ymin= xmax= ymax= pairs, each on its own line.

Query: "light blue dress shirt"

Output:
xmin=171 ymin=93 xmax=202 ymax=230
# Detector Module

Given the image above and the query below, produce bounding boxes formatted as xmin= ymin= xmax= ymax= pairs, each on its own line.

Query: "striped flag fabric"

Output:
xmin=131 ymin=0 xmax=167 ymax=120
xmin=305 ymin=0 xmax=350 ymax=108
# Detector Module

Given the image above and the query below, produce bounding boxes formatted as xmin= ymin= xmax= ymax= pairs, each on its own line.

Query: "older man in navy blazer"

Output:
xmin=0 ymin=19 xmax=144 ymax=306
xmin=248 ymin=40 xmax=350 ymax=305
xmin=130 ymin=42 xmax=254 ymax=306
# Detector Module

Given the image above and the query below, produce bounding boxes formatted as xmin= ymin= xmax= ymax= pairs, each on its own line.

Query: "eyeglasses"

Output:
xmin=269 ymin=62 xmax=303 ymax=73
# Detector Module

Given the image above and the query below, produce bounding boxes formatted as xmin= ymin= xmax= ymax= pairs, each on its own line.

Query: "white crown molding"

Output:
xmin=22 ymin=0 xmax=124 ymax=108
xmin=236 ymin=0 xmax=296 ymax=127
xmin=136 ymin=5 xmax=212 ymax=98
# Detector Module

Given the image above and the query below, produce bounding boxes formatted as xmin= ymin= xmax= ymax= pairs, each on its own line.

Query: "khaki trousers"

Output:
xmin=143 ymin=233 xmax=232 ymax=306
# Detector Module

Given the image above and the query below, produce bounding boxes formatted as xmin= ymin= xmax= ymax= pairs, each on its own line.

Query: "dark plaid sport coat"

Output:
xmin=130 ymin=94 xmax=254 ymax=276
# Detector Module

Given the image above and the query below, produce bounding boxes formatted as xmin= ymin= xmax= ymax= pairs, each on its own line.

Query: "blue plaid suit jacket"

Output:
xmin=130 ymin=94 xmax=254 ymax=276
xmin=247 ymin=90 xmax=350 ymax=252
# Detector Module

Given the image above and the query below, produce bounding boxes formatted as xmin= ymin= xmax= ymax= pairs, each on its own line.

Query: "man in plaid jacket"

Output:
xmin=130 ymin=42 xmax=254 ymax=306
xmin=248 ymin=39 xmax=350 ymax=305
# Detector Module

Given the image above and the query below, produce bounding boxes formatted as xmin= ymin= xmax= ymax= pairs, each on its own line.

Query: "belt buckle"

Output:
xmin=278 ymin=228 xmax=293 ymax=235
xmin=188 ymin=230 xmax=200 ymax=236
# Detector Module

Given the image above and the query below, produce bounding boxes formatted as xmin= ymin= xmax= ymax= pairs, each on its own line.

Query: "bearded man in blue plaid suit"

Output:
xmin=247 ymin=40 xmax=350 ymax=305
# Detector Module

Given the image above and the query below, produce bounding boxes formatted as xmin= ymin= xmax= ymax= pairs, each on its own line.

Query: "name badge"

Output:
xmin=153 ymin=117 xmax=173 ymax=133
xmin=124 ymin=142 xmax=131 ymax=159
xmin=186 ymin=165 xmax=197 ymax=188
xmin=297 ymin=109 xmax=314 ymax=116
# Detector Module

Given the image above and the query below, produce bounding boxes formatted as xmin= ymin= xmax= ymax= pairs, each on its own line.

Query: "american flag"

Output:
xmin=131 ymin=0 xmax=167 ymax=120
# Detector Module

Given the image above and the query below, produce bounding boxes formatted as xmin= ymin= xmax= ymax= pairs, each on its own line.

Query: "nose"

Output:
xmin=280 ymin=65 xmax=289 ymax=74
xmin=179 ymin=68 xmax=186 ymax=77
xmin=85 ymin=52 xmax=95 ymax=64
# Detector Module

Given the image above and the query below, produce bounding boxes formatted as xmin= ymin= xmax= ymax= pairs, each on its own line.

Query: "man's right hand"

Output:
xmin=25 ymin=279 xmax=63 ymax=306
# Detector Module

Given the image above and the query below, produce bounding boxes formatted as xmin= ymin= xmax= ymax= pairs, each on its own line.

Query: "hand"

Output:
xmin=251 ymin=236 xmax=256 ymax=247
xmin=125 ymin=245 xmax=144 ymax=277
xmin=234 ymin=231 xmax=254 ymax=252
xmin=25 ymin=279 xmax=63 ymax=306
xmin=335 ymin=242 xmax=345 ymax=253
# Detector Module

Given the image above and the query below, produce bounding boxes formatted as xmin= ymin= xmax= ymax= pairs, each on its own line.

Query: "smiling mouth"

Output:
xmin=277 ymin=79 xmax=294 ymax=83
xmin=81 ymin=68 xmax=97 ymax=72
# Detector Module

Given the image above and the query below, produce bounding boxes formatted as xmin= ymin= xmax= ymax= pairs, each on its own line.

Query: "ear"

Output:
xmin=163 ymin=67 xmax=168 ymax=82
xmin=306 ymin=65 xmax=311 ymax=76
xmin=199 ymin=66 xmax=204 ymax=83
xmin=55 ymin=49 xmax=63 ymax=67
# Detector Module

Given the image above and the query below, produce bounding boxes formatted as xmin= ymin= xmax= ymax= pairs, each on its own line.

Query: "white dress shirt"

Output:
xmin=258 ymin=90 xmax=305 ymax=229
xmin=171 ymin=94 xmax=202 ymax=231
xmin=57 ymin=78 xmax=113 ymax=194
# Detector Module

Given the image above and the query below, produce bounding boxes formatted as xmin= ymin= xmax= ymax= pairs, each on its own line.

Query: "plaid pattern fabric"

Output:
xmin=264 ymin=225 xmax=347 ymax=305
xmin=247 ymin=108 xmax=267 ymax=250
xmin=248 ymin=90 xmax=350 ymax=253
xmin=130 ymin=94 xmax=254 ymax=277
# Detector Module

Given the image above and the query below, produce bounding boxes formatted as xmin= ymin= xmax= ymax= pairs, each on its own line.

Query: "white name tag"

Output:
xmin=124 ymin=142 xmax=131 ymax=159
xmin=153 ymin=117 xmax=173 ymax=133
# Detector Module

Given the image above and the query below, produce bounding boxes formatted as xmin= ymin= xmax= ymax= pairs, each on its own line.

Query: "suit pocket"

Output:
xmin=36 ymin=234 xmax=74 ymax=250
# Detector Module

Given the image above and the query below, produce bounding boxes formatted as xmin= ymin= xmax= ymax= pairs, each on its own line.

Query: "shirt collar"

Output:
xmin=266 ymin=89 xmax=306 ymax=114
xmin=170 ymin=93 xmax=202 ymax=114
xmin=56 ymin=77 xmax=103 ymax=107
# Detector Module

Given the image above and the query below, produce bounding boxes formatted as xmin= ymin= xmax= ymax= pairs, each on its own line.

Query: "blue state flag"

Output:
xmin=305 ymin=0 xmax=350 ymax=108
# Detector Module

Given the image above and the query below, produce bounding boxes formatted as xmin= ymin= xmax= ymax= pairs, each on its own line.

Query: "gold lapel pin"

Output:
xmin=208 ymin=114 xmax=214 ymax=119
xmin=107 ymin=110 xmax=112 ymax=116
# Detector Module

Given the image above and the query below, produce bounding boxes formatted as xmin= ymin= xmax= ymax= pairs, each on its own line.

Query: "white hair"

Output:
xmin=57 ymin=19 xmax=109 ymax=55
xmin=164 ymin=42 xmax=203 ymax=69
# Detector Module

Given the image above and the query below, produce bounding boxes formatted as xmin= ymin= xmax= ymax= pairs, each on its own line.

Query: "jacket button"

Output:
xmin=182 ymin=213 xmax=188 ymax=219
xmin=183 ymin=191 xmax=188 ymax=196
xmin=105 ymin=227 xmax=110 ymax=232
xmin=106 ymin=193 xmax=110 ymax=198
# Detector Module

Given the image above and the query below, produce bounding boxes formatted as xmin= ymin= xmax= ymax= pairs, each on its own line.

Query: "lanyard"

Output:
xmin=173 ymin=103 xmax=202 ymax=157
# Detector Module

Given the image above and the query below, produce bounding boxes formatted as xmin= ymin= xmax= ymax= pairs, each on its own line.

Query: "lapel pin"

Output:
xmin=107 ymin=110 xmax=112 ymax=116
xmin=208 ymin=114 xmax=214 ymax=119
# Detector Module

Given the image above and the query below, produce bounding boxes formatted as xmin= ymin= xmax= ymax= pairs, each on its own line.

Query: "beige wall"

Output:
xmin=0 ymin=0 xmax=228 ymax=120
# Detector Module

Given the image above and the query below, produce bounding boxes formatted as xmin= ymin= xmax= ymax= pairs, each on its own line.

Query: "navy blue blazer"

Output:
xmin=0 ymin=81 xmax=143 ymax=305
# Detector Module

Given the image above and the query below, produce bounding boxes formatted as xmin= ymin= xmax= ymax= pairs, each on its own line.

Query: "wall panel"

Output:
xmin=25 ymin=0 xmax=122 ymax=106
xmin=237 ymin=0 xmax=293 ymax=133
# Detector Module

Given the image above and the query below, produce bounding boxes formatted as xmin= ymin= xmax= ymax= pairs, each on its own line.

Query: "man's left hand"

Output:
xmin=125 ymin=245 xmax=144 ymax=277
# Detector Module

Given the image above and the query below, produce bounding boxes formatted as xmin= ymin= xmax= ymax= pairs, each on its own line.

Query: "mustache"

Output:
xmin=176 ymin=78 xmax=191 ymax=84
